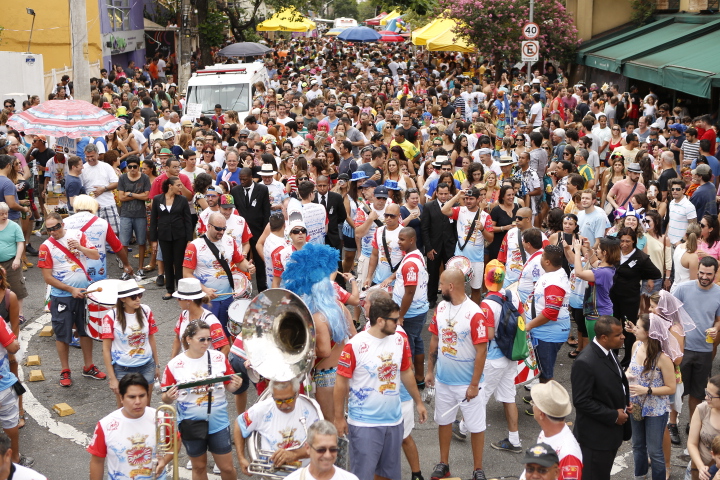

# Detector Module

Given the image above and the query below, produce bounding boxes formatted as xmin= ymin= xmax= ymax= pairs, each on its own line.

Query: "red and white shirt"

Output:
xmin=429 ymin=297 xmax=487 ymax=386
xmin=64 ymin=211 xmax=122 ymax=281
xmin=530 ymin=268 xmax=571 ymax=343
xmin=263 ymin=233 xmax=288 ymax=286
xmin=272 ymin=244 xmax=298 ymax=279
xmin=38 ymin=229 xmax=95 ymax=297
xmin=87 ymin=407 xmax=168 ymax=480
xmin=355 ymin=204 xmax=387 ymax=257
xmin=392 ymin=249 xmax=429 ymax=317
xmin=337 ymin=330 xmax=412 ymax=427
xmin=197 ymin=206 xmax=240 ymax=236
xmin=225 ymin=213 xmax=253 ymax=246
xmin=498 ymin=227 xmax=548 ymax=287
xmin=449 ymin=207 xmax=493 ymax=262
xmin=371 ymin=226 xmax=403 ymax=284
xmin=517 ymin=250 xmax=545 ymax=304
xmin=183 ymin=235 xmax=245 ymax=297
xmin=101 ymin=305 xmax=158 ymax=367
xmin=174 ymin=310 xmax=228 ymax=352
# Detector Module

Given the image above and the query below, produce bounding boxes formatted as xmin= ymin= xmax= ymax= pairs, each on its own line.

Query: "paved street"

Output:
xmin=16 ymin=246 xmax=697 ymax=480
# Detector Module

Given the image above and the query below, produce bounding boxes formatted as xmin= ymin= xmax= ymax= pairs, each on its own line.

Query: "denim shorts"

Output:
xmin=228 ymin=353 xmax=250 ymax=395
xmin=535 ymin=339 xmax=564 ymax=380
xmin=113 ymin=358 xmax=156 ymax=385
xmin=402 ymin=312 xmax=427 ymax=356
xmin=119 ymin=216 xmax=147 ymax=246
xmin=183 ymin=425 xmax=233 ymax=457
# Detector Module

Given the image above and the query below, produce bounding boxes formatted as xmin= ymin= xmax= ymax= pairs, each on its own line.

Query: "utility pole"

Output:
xmin=179 ymin=0 xmax=193 ymax=96
xmin=527 ymin=0 xmax=534 ymax=83
xmin=69 ymin=0 xmax=91 ymax=101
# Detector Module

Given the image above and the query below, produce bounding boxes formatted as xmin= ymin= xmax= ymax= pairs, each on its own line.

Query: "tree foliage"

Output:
xmin=357 ymin=1 xmax=378 ymax=22
xmin=332 ymin=0 xmax=360 ymax=20
xmin=439 ymin=0 xmax=580 ymax=65
xmin=629 ymin=0 xmax=655 ymax=25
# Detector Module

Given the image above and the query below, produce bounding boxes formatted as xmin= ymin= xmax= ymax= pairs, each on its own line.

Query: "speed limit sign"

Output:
xmin=523 ymin=22 xmax=540 ymax=39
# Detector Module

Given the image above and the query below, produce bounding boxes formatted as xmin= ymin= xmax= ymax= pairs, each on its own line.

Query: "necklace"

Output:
xmin=445 ymin=297 xmax=467 ymax=323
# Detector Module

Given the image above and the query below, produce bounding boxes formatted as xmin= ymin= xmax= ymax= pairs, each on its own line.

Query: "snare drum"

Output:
xmin=233 ymin=274 xmax=252 ymax=299
xmin=85 ymin=279 xmax=120 ymax=342
xmin=446 ymin=256 xmax=474 ymax=282
xmin=227 ymin=298 xmax=251 ymax=337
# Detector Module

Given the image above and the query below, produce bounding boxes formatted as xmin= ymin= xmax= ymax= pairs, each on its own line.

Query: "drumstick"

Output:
xmin=83 ymin=287 xmax=103 ymax=295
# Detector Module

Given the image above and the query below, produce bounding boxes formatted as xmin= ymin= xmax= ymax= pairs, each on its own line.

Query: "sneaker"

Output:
xmin=213 ymin=464 xmax=221 ymax=474
xmin=524 ymin=378 xmax=540 ymax=391
xmin=59 ymin=369 xmax=72 ymax=387
xmin=471 ymin=469 xmax=487 ymax=480
xmin=120 ymin=272 xmax=132 ymax=281
xmin=491 ymin=438 xmax=522 ymax=453
xmin=412 ymin=473 xmax=425 ymax=480
xmin=134 ymin=269 xmax=146 ymax=281
xmin=117 ymin=257 xmax=124 ymax=269
xmin=186 ymin=460 xmax=192 ymax=470
xmin=522 ymin=395 xmax=532 ymax=404
xmin=18 ymin=455 xmax=34 ymax=468
xmin=452 ymin=420 xmax=466 ymax=441
xmin=668 ymin=423 xmax=681 ymax=446
xmin=430 ymin=463 xmax=450 ymax=480
xmin=25 ymin=244 xmax=38 ymax=256
xmin=524 ymin=407 xmax=534 ymax=417
xmin=156 ymin=274 xmax=165 ymax=287
xmin=82 ymin=364 xmax=107 ymax=380
xmin=69 ymin=336 xmax=81 ymax=348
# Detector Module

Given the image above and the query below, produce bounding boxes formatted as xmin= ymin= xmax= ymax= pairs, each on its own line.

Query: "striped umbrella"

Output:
xmin=7 ymin=100 xmax=124 ymax=139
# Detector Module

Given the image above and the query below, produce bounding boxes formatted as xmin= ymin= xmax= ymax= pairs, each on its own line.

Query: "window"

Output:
xmin=107 ymin=0 xmax=131 ymax=32
xmin=188 ymin=84 xmax=251 ymax=115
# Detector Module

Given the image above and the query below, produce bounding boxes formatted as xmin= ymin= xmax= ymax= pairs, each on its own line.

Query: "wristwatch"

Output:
xmin=647 ymin=387 xmax=653 ymax=395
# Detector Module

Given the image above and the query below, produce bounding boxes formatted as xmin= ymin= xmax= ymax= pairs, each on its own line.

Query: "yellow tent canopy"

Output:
xmin=257 ymin=7 xmax=316 ymax=32
xmin=380 ymin=9 xmax=401 ymax=26
xmin=410 ymin=20 xmax=435 ymax=44
xmin=427 ymin=29 xmax=474 ymax=52
xmin=412 ymin=18 xmax=457 ymax=46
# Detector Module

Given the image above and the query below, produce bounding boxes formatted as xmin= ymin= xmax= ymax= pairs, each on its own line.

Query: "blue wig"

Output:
xmin=281 ymin=243 xmax=348 ymax=343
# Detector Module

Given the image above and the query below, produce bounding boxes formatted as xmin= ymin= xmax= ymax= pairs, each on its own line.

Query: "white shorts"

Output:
xmin=0 ymin=388 xmax=18 ymax=430
xmin=357 ymin=254 xmax=370 ymax=289
xmin=401 ymin=400 xmax=414 ymax=439
xmin=470 ymin=261 xmax=484 ymax=290
xmin=480 ymin=356 xmax=518 ymax=404
xmin=434 ymin=380 xmax=486 ymax=433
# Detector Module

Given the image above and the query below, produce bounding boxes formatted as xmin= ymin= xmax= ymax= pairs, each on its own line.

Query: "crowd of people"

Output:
xmin=1 ymin=35 xmax=720 ymax=480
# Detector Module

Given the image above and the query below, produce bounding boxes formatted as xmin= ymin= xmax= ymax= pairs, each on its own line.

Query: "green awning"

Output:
xmin=577 ymin=17 xmax=720 ymax=98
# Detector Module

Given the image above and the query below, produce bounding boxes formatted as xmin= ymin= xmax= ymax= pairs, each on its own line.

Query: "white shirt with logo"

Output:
xmin=392 ymin=250 xmax=429 ymax=317
xmin=371 ymin=226 xmax=403 ymax=284
xmin=449 ymin=207 xmax=493 ymax=262
xmin=64 ymin=211 xmax=122 ymax=281
xmin=183 ymin=235 xmax=245 ymax=298
xmin=101 ymin=305 xmax=158 ymax=367
xmin=302 ymin=202 xmax=328 ymax=245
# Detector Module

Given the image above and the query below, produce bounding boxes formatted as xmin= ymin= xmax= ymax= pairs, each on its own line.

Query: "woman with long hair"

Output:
xmin=548 ymin=211 xmax=579 ymax=275
xmin=609 ymin=211 xmax=647 ymax=250
xmin=641 ymin=211 xmax=672 ymax=314
xmin=671 ymin=223 xmax=701 ymax=294
xmin=450 ymin=135 xmax=470 ymax=168
xmin=400 ymin=188 xmax=423 ymax=253
xmin=488 ymin=185 xmax=519 ymax=261
xmin=601 ymin=155 xmax=626 ymax=211
xmin=384 ymin=157 xmax=416 ymax=192
xmin=461 ymin=162 xmax=485 ymax=190
xmin=381 ymin=122 xmax=395 ymax=147
xmin=102 ymin=280 xmax=158 ymax=407
xmin=698 ymin=214 xmax=720 ymax=261
xmin=625 ymin=314 xmax=676 ymax=480
xmin=483 ymin=170 xmax=501 ymax=206
xmin=646 ymin=181 xmax=667 ymax=219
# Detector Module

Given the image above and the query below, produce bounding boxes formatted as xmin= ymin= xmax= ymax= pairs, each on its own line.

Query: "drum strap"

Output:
xmin=382 ymin=227 xmax=402 ymax=273
xmin=80 ymin=215 xmax=99 ymax=233
xmin=517 ymin=229 xmax=527 ymax=264
xmin=457 ymin=209 xmax=481 ymax=252
xmin=206 ymin=351 xmax=213 ymax=417
xmin=48 ymin=237 xmax=92 ymax=282
xmin=203 ymin=235 xmax=235 ymax=291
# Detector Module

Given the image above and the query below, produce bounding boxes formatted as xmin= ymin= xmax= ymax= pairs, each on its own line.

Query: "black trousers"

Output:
xmin=580 ymin=446 xmax=618 ymax=480
xmin=426 ymin=248 xmax=453 ymax=303
xmin=611 ymin=293 xmax=640 ymax=368
xmin=159 ymin=239 xmax=185 ymax=294
xmin=248 ymin=236 xmax=267 ymax=292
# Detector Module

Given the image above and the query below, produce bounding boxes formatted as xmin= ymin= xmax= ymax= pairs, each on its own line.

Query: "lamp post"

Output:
xmin=26 ymin=8 xmax=36 ymax=53
xmin=178 ymin=0 xmax=193 ymax=94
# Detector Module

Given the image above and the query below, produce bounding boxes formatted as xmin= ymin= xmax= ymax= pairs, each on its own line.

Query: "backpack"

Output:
xmin=485 ymin=290 xmax=529 ymax=361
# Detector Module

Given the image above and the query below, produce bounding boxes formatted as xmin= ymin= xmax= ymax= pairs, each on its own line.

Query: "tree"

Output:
xmin=332 ymin=0 xmax=360 ymax=20
xmin=439 ymin=0 xmax=580 ymax=79
xmin=218 ymin=0 xmax=323 ymax=44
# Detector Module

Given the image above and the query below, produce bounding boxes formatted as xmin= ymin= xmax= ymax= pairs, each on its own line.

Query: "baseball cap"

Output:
xmin=521 ymin=443 xmax=559 ymax=468
xmin=484 ymin=260 xmax=505 ymax=292
xmin=360 ymin=179 xmax=378 ymax=189
xmin=163 ymin=130 xmax=175 ymax=140
xmin=219 ymin=194 xmax=235 ymax=208
xmin=158 ymin=148 xmax=173 ymax=156
xmin=214 ymin=104 xmax=222 ymax=109
xmin=696 ymin=164 xmax=712 ymax=176
xmin=373 ymin=185 xmax=389 ymax=199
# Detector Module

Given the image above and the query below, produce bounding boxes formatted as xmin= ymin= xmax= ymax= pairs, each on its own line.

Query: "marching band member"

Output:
xmin=234 ymin=377 xmax=321 ymax=475
xmin=88 ymin=374 xmax=172 ymax=480
xmin=38 ymin=212 xmax=105 ymax=388
xmin=182 ymin=211 xmax=255 ymax=338
xmin=271 ymin=217 xmax=307 ymax=288
xmin=101 ymin=279 xmax=159 ymax=408
xmin=425 ymin=269 xmax=489 ymax=480
xmin=161 ymin=320 xmax=243 ymax=480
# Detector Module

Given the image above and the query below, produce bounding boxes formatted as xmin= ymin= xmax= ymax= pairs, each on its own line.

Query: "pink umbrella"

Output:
xmin=379 ymin=31 xmax=405 ymax=42
xmin=7 ymin=100 xmax=124 ymax=139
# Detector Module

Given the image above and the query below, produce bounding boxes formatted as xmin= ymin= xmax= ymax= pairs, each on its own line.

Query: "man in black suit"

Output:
xmin=314 ymin=174 xmax=347 ymax=259
xmin=420 ymin=182 xmax=457 ymax=308
xmin=571 ymin=315 xmax=631 ymax=480
xmin=231 ymin=168 xmax=271 ymax=291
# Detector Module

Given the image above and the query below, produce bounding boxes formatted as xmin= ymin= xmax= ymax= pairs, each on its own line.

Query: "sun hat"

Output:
xmin=117 ymin=279 xmax=145 ymax=298
xmin=530 ymin=379 xmax=573 ymax=417
xmin=172 ymin=278 xmax=206 ymax=300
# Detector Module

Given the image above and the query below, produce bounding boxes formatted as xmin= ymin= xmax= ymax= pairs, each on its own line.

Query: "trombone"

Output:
xmin=154 ymin=404 xmax=179 ymax=480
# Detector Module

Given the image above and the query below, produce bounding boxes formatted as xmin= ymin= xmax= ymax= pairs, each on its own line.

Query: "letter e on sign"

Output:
xmin=521 ymin=41 xmax=539 ymax=62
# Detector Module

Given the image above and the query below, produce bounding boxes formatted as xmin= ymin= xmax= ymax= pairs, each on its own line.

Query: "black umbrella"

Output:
xmin=218 ymin=42 xmax=273 ymax=57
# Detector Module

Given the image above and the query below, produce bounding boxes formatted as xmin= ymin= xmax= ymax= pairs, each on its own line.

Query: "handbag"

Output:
xmin=630 ymin=360 xmax=656 ymax=421
xmin=178 ymin=351 xmax=212 ymax=440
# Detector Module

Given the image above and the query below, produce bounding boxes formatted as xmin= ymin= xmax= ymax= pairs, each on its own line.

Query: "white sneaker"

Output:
xmin=213 ymin=464 xmax=221 ymax=474
xmin=186 ymin=460 xmax=192 ymax=470
xmin=524 ymin=378 xmax=540 ymax=391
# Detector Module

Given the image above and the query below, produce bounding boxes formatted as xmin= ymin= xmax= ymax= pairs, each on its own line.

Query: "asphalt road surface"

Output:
xmin=16 ymin=246 xmax=700 ymax=480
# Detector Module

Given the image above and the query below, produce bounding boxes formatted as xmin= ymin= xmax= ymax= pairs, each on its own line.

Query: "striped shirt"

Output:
xmin=667 ymin=197 xmax=697 ymax=245
xmin=681 ymin=140 xmax=701 ymax=165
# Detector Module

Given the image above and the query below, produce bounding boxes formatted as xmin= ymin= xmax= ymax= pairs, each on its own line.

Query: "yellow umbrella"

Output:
xmin=380 ymin=9 xmax=401 ymax=26
xmin=257 ymin=7 xmax=316 ymax=32
xmin=411 ymin=20 xmax=436 ymax=45
xmin=427 ymin=29 xmax=474 ymax=52
xmin=413 ymin=18 xmax=457 ymax=46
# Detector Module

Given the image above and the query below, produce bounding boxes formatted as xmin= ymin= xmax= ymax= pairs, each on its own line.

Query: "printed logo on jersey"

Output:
xmin=441 ymin=319 xmax=458 ymax=357
xmin=377 ymin=352 xmax=398 ymax=393
xmin=338 ymin=350 xmax=351 ymax=369
xmin=184 ymin=249 xmax=195 ymax=263
xmin=276 ymin=427 xmax=300 ymax=449
xmin=107 ymin=419 xmax=120 ymax=432
xmin=127 ymin=433 xmax=153 ymax=476
xmin=127 ymin=323 xmax=147 ymax=356
xmin=561 ymin=465 xmax=580 ymax=480
xmin=406 ymin=266 xmax=417 ymax=282
xmin=38 ymin=249 xmax=48 ymax=263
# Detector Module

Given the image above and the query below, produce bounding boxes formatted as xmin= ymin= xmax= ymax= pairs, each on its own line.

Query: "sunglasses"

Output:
xmin=46 ymin=223 xmax=63 ymax=232
xmin=195 ymin=337 xmax=213 ymax=343
xmin=203 ymin=151 xmax=213 ymax=154
xmin=274 ymin=396 xmax=297 ymax=406
xmin=515 ymin=216 xmax=526 ymax=221
xmin=384 ymin=213 xmax=398 ymax=218
xmin=309 ymin=444 xmax=339 ymax=454
xmin=525 ymin=466 xmax=551 ymax=475
xmin=127 ymin=164 xmax=139 ymax=169
xmin=127 ymin=293 xmax=143 ymax=300
xmin=291 ymin=228 xmax=307 ymax=235
xmin=671 ymin=187 xmax=683 ymax=192
xmin=209 ymin=223 xmax=227 ymax=231
xmin=298 ymin=177 xmax=309 ymax=181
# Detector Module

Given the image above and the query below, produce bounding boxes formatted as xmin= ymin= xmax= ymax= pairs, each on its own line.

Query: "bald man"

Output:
xmin=497 ymin=207 xmax=547 ymax=287
xmin=394 ymin=227 xmax=430 ymax=386
xmin=425 ymin=268 xmax=489 ymax=480
xmin=365 ymin=204 xmax=403 ymax=290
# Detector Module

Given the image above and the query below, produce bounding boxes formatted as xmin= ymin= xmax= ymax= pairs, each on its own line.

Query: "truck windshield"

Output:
xmin=187 ymin=83 xmax=250 ymax=114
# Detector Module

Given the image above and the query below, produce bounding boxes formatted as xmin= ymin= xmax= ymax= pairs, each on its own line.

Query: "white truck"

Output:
xmin=184 ymin=62 xmax=270 ymax=123
xmin=0 ymin=52 xmax=45 ymax=107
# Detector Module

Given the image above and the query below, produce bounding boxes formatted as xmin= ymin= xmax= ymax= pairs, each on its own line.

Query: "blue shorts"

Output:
xmin=535 ymin=339 xmax=563 ymax=380
xmin=119 ymin=216 xmax=147 ymax=246
xmin=402 ymin=312 xmax=427 ymax=356
xmin=182 ymin=425 xmax=233 ymax=457
xmin=205 ymin=296 xmax=234 ymax=338
xmin=113 ymin=358 xmax=156 ymax=385
xmin=349 ymin=423 xmax=403 ymax=480
xmin=50 ymin=296 xmax=89 ymax=344
xmin=228 ymin=353 xmax=250 ymax=395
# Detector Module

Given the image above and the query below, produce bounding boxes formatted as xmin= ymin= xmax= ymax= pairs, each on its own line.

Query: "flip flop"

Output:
xmin=568 ymin=349 xmax=580 ymax=359
xmin=566 ymin=336 xmax=578 ymax=347
xmin=162 ymin=293 xmax=173 ymax=301
xmin=143 ymin=264 xmax=156 ymax=272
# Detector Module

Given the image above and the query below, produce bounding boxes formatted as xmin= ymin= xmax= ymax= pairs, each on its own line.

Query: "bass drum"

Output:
xmin=85 ymin=279 xmax=121 ymax=342
xmin=504 ymin=282 xmax=540 ymax=386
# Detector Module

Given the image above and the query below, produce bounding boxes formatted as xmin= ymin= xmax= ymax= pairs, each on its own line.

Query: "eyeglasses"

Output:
xmin=706 ymin=390 xmax=720 ymax=400
xmin=46 ymin=223 xmax=63 ymax=232
xmin=195 ymin=337 xmax=213 ymax=343
xmin=127 ymin=293 xmax=144 ymax=300
xmin=127 ymin=164 xmax=139 ymax=169
xmin=209 ymin=223 xmax=227 ymax=231
xmin=433 ymin=143 xmax=442 ymax=147
xmin=291 ymin=228 xmax=307 ymax=235
xmin=670 ymin=187 xmax=683 ymax=192
xmin=254 ymin=149 xmax=263 ymax=153
xmin=309 ymin=444 xmax=340 ymax=454
xmin=525 ymin=466 xmax=552 ymax=475
xmin=298 ymin=177 xmax=309 ymax=182
xmin=384 ymin=213 xmax=398 ymax=218
xmin=515 ymin=216 xmax=526 ymax=221
xmin=382 ymin=316 xmax=400 ymax=322
xmin=203 ymin=151 xmax=213 ymax=154
xmin=274 ymin=395 xmax=297 ymax=406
